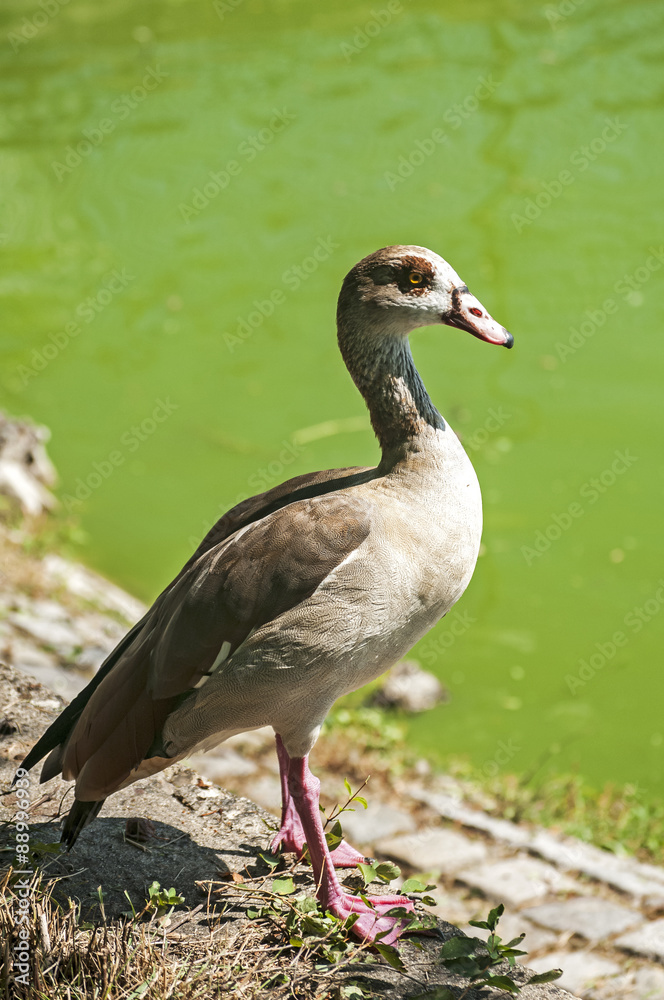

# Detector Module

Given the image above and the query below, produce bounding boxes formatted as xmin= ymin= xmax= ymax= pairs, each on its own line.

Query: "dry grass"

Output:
xmin=0 ymin=864 xmax=387 ymax=999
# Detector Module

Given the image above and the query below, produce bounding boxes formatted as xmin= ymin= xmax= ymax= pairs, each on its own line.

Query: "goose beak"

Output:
xmin=445 ymin=286 xmax=514 ymax=349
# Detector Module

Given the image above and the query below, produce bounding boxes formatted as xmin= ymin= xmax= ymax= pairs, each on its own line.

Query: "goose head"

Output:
xmin=338 ymin=244 xmax=513 ymax=348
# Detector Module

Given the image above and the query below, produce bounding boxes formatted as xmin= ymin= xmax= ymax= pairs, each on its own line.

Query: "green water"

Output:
xmin=1 ymin=0 xmax=663 ymax=801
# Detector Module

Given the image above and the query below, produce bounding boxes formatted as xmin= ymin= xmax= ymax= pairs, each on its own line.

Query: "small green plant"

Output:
xmin=415 ymin=904 xmax=562 ymax=998
xmin=356 ymin=859 xmax=401 ymax=887
xmin=320 ymin=777 xmax=369 ymax=852
xmin=145 ymin=880 xmax=185 ymax=918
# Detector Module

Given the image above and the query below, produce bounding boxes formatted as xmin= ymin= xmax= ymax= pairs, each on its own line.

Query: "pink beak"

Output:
xmin=445 ymin=285 xmax=514 ymax=348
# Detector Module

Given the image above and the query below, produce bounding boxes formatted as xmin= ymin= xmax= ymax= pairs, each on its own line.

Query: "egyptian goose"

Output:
xmin=21 ymin=246 xmax=513 ymax=944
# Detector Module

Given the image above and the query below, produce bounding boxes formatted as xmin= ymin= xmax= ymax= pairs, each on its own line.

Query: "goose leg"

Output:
xmin=270 ymin=734 xmax=368 ymax=867
xmin=287 ymin=754 xmax=414 ymax=945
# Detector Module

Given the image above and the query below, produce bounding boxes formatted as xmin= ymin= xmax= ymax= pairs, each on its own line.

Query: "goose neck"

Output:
xmin=336 ymin=313 xmax=444 ymax=461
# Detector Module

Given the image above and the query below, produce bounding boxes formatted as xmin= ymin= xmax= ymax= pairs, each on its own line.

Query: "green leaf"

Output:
xmin=374 ymin=944 xmax=406 ymax=970
xmin=468 ymin=918 xmax=490 ymax=930
xmin=289 ymin=936 xmax=304 ymax=947
xmin=421 ymin=895 xmax=438 ymax=906
xmin=401 ymin=877 xmax=429 ymax=893
xmin=504 ymin=933 xmax=526 ymax=948
xmin=440 ymin=935 xmax=478 ymax=959
xmin=341 ymin=985 xmax=367 ymax=1000
xmin=357 ymin=862 xmax=378 ymax=886
xmin=325 ymin=819 xmax=344 ymax=850
xmin=295 ymin=896 xmax=318 ymax=914
xmin=486 ymin=903 xmax=505 ymax=930
xmin=527 ymin=969 xmax=563 ymax=984
xmin=271 ymin=877 xmax=295 ymax=895
xmin=259 ymin=851 xmax=279 ymax=869
xmin=344 ymin=778 xmax=353 ymax=796
xmin=480 ymin=975 xmax=519 ymax=993
xmin=444 ymin=957 xmax=482 ymax=976
xmin=374 ymin=861 xmax=401 ymax=882
xmin=355 ymin=795 xmax=368 ymax=809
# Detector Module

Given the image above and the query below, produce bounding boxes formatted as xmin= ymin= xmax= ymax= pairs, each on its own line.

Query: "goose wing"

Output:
xmin=52 ymin=490 xmax=371 ymax=800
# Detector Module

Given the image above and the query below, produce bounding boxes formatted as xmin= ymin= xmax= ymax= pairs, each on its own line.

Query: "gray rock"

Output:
xmin=523 ymin=898 xmax=643 ymax=941
xmin=243 ymin=773 xmax=282 ymax=812
xmin=617 ymin=918 xmax=664 ymax=961
xmin=527 ymin=950 xmax=621 ymax=994
xmin=633 ymin=965 xmax=664 ymax=999
xmin=338 ymin=800 xmax=416 ymax=845
xmin=457 ymin=855 xmax=579 ymax=907
xmin=0 ymin=662 xmax=579 ymax=1000
xmin=530 ymin=830 xmax=664 ymax=904
xmin=12 ymin=659 xmax=88 ymax=701
xmin=376 ymin=825 xmax=488 ymax=875
xmin=2 ymin=635 xmax=60 ymax=671
xmin=8 ymin=608 xmax=80 ymax=653
xmin=187 ymin=746 xmax=259 ymax=781
xmin=42 ymin=553 xmax=146 ymax=623
xmin=417 ymin=787 xmax=532 ymax=847
xmin=371 ymin=659 xmax=448 ymax=713
xmin=416 ymin=786 xmax=664 ymax=905
xmin=0 ymin=411 xmax=57 ymax=515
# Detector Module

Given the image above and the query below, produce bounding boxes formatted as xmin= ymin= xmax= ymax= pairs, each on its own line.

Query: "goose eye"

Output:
xmin=409 ymin=271 xmax=423 ymax=285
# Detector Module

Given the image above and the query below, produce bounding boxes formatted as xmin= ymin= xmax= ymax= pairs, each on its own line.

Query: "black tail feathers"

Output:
xmin=61 ymin=798 xmax=106 ymax=850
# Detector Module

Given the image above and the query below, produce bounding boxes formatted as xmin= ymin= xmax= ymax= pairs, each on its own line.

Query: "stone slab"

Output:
xmin=530 ymin=830 xmax=664 ymax=903
xmin=527 ymin=951 xmax=621 ymax=995
xmin=418 ymin=788 xmax=532 ymax=847
xmin=463 ymin=910 xmax=558 ymax=959
xmin=414 ymin=785 xmax=664 ymax=904
xmin=187 ymin=746 xmax=258 ymax=781
xmin=616 ymin=918 xmax=664 ymax=961
xmin=376 ymin=825 xmax=488 ymax=875
xmin=523 ymin=897 xmax=643 ymax=941
xmin=339 ymin=799 xmax=416 ymax=845
xmin=457 ymin=855 xmax=578 ymax=907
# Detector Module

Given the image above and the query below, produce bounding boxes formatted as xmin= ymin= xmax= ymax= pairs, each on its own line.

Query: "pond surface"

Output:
xmin=1 ymin=0 xmax=663 ymax=800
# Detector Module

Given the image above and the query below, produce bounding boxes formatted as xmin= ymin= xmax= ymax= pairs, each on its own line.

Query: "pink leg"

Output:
xmin=270 ymin=734 xmax=368 ymax=868
xmin=286 ymin=754 xmax=414 ymax=945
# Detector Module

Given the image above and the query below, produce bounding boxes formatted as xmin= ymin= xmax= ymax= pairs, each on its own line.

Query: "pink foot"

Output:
xmin=270 ymin=804 xmax=368 ymax=867
xmin=272 ymin=733 xmax=368 ymax=868
xmin=278 ymin=740 xmax=417 ymax=947
xmin=325 ymin=890 xmax=415 ymax=945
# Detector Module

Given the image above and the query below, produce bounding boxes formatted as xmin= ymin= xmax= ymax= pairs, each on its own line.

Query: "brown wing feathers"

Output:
xmin=22 ymin=472 xmax=373 ymax=843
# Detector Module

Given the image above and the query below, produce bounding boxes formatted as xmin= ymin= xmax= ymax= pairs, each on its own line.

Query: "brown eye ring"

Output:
xmin=409 ymin=271 xmax=423 ymax=285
